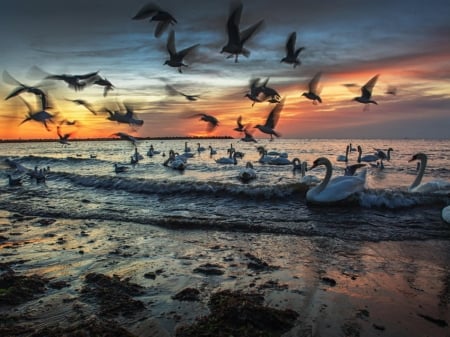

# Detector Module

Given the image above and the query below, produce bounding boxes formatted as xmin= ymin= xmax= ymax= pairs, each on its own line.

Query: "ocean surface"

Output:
xmin=1 ymin=138 xmax=449 ymax=242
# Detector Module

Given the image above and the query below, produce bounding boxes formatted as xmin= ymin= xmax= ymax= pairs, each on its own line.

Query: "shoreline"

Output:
xmin=1 ymin=210 xmax=449 ymax=336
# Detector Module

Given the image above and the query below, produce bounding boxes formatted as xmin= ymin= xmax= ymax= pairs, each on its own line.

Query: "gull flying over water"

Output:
xmin=302 ymin=72 xmax=323 ymax=104
xmin=245 ymin=77 xmax=281 ymax=107
xmin=164 ymin=30 xmax=199 ymax=73
xmin=66 ymin=98 xmax=97 ymax=115
xmin=45 ymin=71 xmax=99 ymax=91
xmin=165 ymin=84 xmax=200 ymax=101
xmin=3 ymin=70 xmax=50 ymax=110
xmin=17 ymin=95 xmax=55 ymax=131
xmin=220 ymin=1 xmax=264 ymax=63
xmin=254 ymin=97 xmax=285 ymax=140
xmin=90 ymin=75 xmax=114 ymax=97
xmin=57 ymin=125 xmax=74 ymax=145
xmin=132 ymin=2 xmax=177 ymax=38
xmin=104 ymin=103 xmax=144 ymax=127
xmin=353 ymin=74 xmax=379 ymax=108
xmin=189 ymin=113 xmax=219 ymax=132
xmin=281 ymin=32 xmax=305 ymax=68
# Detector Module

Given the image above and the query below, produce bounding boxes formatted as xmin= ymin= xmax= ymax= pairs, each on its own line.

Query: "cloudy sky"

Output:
xmin=0 ymin=0 xmax=449 ymax=140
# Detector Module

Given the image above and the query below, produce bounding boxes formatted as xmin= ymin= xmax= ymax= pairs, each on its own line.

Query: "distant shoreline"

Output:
xmin=0 ymin=136 xmax=235 ymax=143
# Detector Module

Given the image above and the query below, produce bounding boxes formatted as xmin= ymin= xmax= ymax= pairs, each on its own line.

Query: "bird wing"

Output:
xmin=226 ymin=2 xmax=242 ymax=43
xmin=361 ymin=74 xmax=379 ymax=98
xmin=309 ymin=72 xmax=322 ymax=94
xmin=240 ymin=19 xmax=264 ymax=45
xmin=3 ymin=70 xmax=23 ymax=86
xmin=285 ymin=32 xmax=296 ymax=56
xmin=264 ymin=97 xmax=285 ymax=128
xmin=132 ymin=2 xmax=160 ymax=20
xmin=165 ymin=84 xmax=180 ymax=96
xmin=5 ymin=86 xmax=27 ymax=100
xmin=177 ymin=44 xmax=200 ymax=59
xmin=155 ymin=20 xmax=170 ymax=38
xmin=166 ymin=30 xmax=177 ymax=56
xmin=75 ymin=71 xmax=99 ymax=80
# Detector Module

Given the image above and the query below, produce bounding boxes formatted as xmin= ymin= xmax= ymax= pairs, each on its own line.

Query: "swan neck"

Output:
xmin=316 ymin=159 xmax=332 ymax=193
xmin=411 ymin=156 xmax=427 ymax=189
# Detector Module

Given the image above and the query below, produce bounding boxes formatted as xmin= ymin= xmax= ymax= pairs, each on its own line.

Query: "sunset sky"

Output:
xmin=0 ymin=0 xmax=449 ymax=140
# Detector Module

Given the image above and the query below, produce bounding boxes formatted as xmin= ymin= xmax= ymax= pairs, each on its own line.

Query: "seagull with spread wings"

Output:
xmin=132 ymin=2 xmax=177 ymax=38
xmin=220 ymin=1 xmax=264 ymax=63
xmin=254 ymin=97 xmax=285 ymax=140
xmin=164 ymin=30 xmax=199 ymax=73
xmin=302 ymin=72 xmax=323 ymax=104
xmin=281 ymin=32 xmax=305 ymax=68
xmin=353 ymin=74 xmax=379 ymax=107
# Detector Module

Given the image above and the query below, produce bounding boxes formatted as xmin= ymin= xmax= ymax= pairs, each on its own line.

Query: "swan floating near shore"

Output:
xmin=306 ymin=157 xmax=367 ymax=204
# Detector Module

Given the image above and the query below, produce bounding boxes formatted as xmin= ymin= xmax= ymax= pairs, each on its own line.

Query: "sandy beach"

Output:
xmin=1 ymin=209 xmax=449 ymax=336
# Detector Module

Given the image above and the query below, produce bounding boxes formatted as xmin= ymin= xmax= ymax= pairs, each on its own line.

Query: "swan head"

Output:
xmin=408 ymin=152 xmax=426 ymax=163
xmin=310 ymin=157 xmax=329 ymax=170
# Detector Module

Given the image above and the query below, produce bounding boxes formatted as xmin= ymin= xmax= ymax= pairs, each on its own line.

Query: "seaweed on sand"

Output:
xmin=175 ymin=289 xmax=299 ymax=337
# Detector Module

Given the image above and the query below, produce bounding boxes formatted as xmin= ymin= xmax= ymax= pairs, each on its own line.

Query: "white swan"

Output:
xmin=357 ymin=145 xmax=378 ymax=163
xmin=300 ymin=161 xmax=321 ymax=186
xmin=306 ymin=157 xmax=367 ymax=203
xmin=408 ymin=153 xmax=450 ymax=193
xmin=442 ymin=206 xmax=450 ymax=224
xmin=336 ymin=145 xmax=349 ymax=162
xmin=215 ymin=149 xmax=237 ymax=165
xmin=238 ymin=162 xmax=256 ymax=182
xmin=163 ymin=150 xmax=186 ymax=171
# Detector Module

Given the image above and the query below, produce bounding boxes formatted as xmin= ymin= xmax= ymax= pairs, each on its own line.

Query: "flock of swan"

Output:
xmin=5 ymin=145 xmax=449 ymax=223
xmin=129 ymin=141 xmax=450 ymax=222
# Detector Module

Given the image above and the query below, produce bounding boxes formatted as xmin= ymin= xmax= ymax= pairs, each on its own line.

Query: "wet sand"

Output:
xmin=1 ymin=209 xmax=449 ymax=336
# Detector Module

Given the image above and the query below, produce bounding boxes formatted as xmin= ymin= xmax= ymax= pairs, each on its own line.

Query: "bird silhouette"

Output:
xmin=190 ymin=113 xmax=219 ymax=132
xmin=281 ymin=32 xmax=305 ymax=68
xmin=132 ymin=2 xmax=177 ymax=38
xmin=103 ymin=103 xmax=144 ymax=127
xmin=45 ymin=71 xmax=99 ymax=91
xmin=164 ymin=30 xmax=199 ymax=73
xmin=245 ymin=77 xmax=281 ymax=106
xmin=3 ymin=70 xmax=50 ymax=110
xmin=353 ymin=74 xmax=379 ymax=108
xmin=17 ymin=96 xmax=55 ymax=131
xmin=57 ymin=125 xmax=74 ymax=145
xmin=165 ymin=84 xmax=200 ymax=101
xmin=302 ymin=72 xmax=323 ymax=104
xmin=66 ymin=98 xmax=97 ymax=115
xmin=220 ymin=1 xmax=264 ymax=63
xmin=90 ymin=75 xmax=114 ymax=97
xmin=254 ymin=97 xmax=285 ymax=140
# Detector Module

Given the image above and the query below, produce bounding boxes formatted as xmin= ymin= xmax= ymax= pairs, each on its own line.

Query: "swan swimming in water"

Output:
xmin=238 ymin=162 xmax=256 ymax=182
xmin=408 ymin=153 xmax=450 ymax=193
xmin=306 ymin=157 xmax=367 ymax=204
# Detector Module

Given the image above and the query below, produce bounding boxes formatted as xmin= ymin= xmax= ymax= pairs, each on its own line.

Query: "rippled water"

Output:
xmin=1 ymin=138 xmax=449 ymax=242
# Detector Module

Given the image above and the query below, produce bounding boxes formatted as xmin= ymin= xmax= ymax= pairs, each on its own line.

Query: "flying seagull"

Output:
xmin=164 ymin=30 xmax=199 ymax=73
xmin=280 ymin=32 xmax=305 ymax=68
xmin=353 ymin=74 xmax=379 ymax=107
xmin=90 ymin=75 xmax=114 ymax=97
xmin=17 ymin=96 xmax=55 ymax=131
xmin=57 ymin=125 xmax=74 ymax=145
xmin=190 ymin=113 xmax=219 ymax=132
xmin=132 ymin=2 xmax=177 ymax=38
xmin=45 ymin=71 xmax=99 ymax=91
xmin=66 ymin=98 xmax=97 ymax=115
xmin=254 ymin=97 xmax=285 ymax=140
xmin=220 ymin=1 xmax=264 ymax=63
xmin=302 ymin=72 xmax=323 ymax=104
xmin=165 ymin=84 xmax=200 ymax=101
